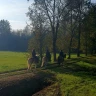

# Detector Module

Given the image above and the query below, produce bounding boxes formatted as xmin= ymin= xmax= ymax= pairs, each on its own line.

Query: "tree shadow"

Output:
xmin=46 ymin=57 xmax=96 ymax=81
xmin=0 ymin=70 xmax=56 ymax=96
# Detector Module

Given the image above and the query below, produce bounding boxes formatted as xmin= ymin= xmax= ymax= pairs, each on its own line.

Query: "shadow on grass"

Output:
xmin=0 ymin=70 xmax=56 ymax=96
xmin=45 ymin=56 xmax=96 ymax=81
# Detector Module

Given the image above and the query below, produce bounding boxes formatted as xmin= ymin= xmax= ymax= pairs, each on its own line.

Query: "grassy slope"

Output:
xmin=0 ymin=51 xmax=96 ymax=96
xmin=48 ymin=56 xmax=96 ymax=96
xmin=0 ymin=69 xmax=56 ymax=96
xmin=0 ymin=51 xmax=27 ymax=73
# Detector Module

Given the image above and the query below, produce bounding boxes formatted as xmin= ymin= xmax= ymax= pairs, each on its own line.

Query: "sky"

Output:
xmin=91 ymin=0 xmax=96 ymax=3
xmin=0 ymin=0 xmax=32 ymax=30
xmin=0 ymin=0 xmax=96 ymax=30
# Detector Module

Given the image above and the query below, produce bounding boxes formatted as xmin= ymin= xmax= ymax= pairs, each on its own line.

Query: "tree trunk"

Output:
xmin=77 ymin=26 xmax=81 ymax=57
xmin=68 ymin=8 xmax=73 ymax=59
xmin=53 ymin=37 xmax=56 ymax=61
xmin=68 ymin=37 xmax=73 ymax=59
xmin=85 ymin=31 xmax=88 ymax=56
xmin=39 ymin=38 xmax=43 ymax=63
xmin=77 ymin=0 xmax=81 ymax=57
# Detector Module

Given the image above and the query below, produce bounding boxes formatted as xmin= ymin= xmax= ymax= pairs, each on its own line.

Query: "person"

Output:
xmin=59 ymin=50 xmax=64 ymax=58
xmin=32 ymin=49 xmax=36 ymax=58
xmin=58 ymin=50 xmax=64 ymax=66
xmin=46 ymin=49 xmax=51 ymax=61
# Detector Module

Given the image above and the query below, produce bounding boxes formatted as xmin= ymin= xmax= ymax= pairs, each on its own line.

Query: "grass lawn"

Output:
xmin=0 ymin=51 xmax=27 ymax=73
xmin=48 ymin=55 xmax=96 ymax=96
xmin=0 ymin=51 xmax=96 ymax=96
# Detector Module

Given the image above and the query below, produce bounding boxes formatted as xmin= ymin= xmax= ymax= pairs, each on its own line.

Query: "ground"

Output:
xmin=0 ymin=69 xmax=59 ymax=96
xmin=1 ymin=55 xmax=96 ymax=96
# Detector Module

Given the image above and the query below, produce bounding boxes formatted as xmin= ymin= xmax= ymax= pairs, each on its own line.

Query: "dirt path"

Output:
xmin=0 ymin=69 xmax=57 ymax=96
xmin=32 ymin=83 xmax=61 ymax=96
xmin=0 ymin=69 xmax=37 ymax=96
xmin=0 ymin=70 xmax=34 ymax=87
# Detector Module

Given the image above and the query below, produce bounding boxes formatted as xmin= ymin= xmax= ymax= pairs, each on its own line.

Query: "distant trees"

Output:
xmin=0 ymin=19 xmax=11 ymax=35
xmin=10 ymin=29 xmax=31 ymax=52
xmin=0 ymin=19 xmax=31 ymax=51
xmin=0 ymin=20 xmax=11 ymax=50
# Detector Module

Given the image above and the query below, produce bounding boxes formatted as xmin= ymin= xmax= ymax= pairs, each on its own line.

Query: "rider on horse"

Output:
xmin=59 ymin=50 xmax=64 ymax=58
xmin=32 ymin=49 xmax=36 ymax=59
xmin=46 ymin=49 xmax=51 ymax=62
xmin=27 ymin=49 xmax=38 ymax=70
xmin=58 ymin=50 xmax=64 ymax=66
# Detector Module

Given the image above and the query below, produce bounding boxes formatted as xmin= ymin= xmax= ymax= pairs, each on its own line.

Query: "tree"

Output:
xmin=76 ymin=0 xmax=91 ymax=57
xmin=22 ymin=25 xmax=31 ymax=36
xmin=65 ymin=0 xmax=79 ymax=58
xmin=27 ymin=6 xmax=48 ymax=61
xmin=27 ymin=0 xmax=70 ymax=61
xmin=65 ymin=0 xmax=91 ymax=57
xmin=0 ymin=19 xmax=11 ymax=35
xmin=82 ymin=4 xmax=96 ymax=55
xmin=0 ymin=20 xmax=11 ymax=50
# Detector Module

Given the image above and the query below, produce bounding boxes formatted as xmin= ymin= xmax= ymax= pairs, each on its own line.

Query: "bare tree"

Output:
xmin=27 ymin=6 xmax=48 ymax=62
xmin=66 ymin=0 xmax=91 ymax=57
xmin=27 ymin=0 xmax=70 ymax=61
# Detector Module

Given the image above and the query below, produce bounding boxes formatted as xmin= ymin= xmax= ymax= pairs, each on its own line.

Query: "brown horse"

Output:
xmin=57 ymin=54 xmax=66 ymax=66
xmin=27 ymin=56 xmax=39 ymax=70
xmin=58 ymin=55 xmax=64 ymax=66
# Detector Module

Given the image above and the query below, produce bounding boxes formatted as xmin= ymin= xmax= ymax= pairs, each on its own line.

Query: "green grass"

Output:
xmin=48 ymin=55 xmax=96 ymax=96
xmin=0 ymin=51 xmax=96 ymax=96
xmin=0 ymin=51 xmax=27 ymax=73
xmin=56 ymin=73 xmax=96 ymax=96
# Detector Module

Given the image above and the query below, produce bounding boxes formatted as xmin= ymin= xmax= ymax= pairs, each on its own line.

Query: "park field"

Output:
xmin=49 ymin=55 xmax=96 ymax=96
xmin=0 ymin=51 xmax=96 ymax=96
xmin=0 ymin=51 xmax=27 ymax=73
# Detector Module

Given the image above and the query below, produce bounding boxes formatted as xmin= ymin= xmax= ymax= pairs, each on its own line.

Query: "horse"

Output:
xmin=41 ymin=56 xmax=47 ymax=67
xmin=27 ymin=55 xmax=39 ymax=70
xmin=57 ymin=54 xmax=66 ymax=66
xmin=57 ymin=56 xmax=64 ymax=66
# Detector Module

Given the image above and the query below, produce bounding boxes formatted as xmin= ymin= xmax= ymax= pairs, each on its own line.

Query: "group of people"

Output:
xmin=31 ymin=48 xmax=65 ymax=61
xmin=31 ymin=48 xmax=51 ymax=62
xmin=27 ymin=48 xmax=65 ymax=70
xmin=29 ymin=48 xmax=65 ymax=68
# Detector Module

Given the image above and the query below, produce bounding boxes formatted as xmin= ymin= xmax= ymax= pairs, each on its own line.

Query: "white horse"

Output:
xmin=41 ymin=56 xmax=47 ymax=67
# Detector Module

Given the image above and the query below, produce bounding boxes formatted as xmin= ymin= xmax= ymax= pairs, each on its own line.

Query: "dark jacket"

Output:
xmin=32 ymin=49 xmax=36 ymax=58
xmin=59 ymin=50 xmax=64 ymax=58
